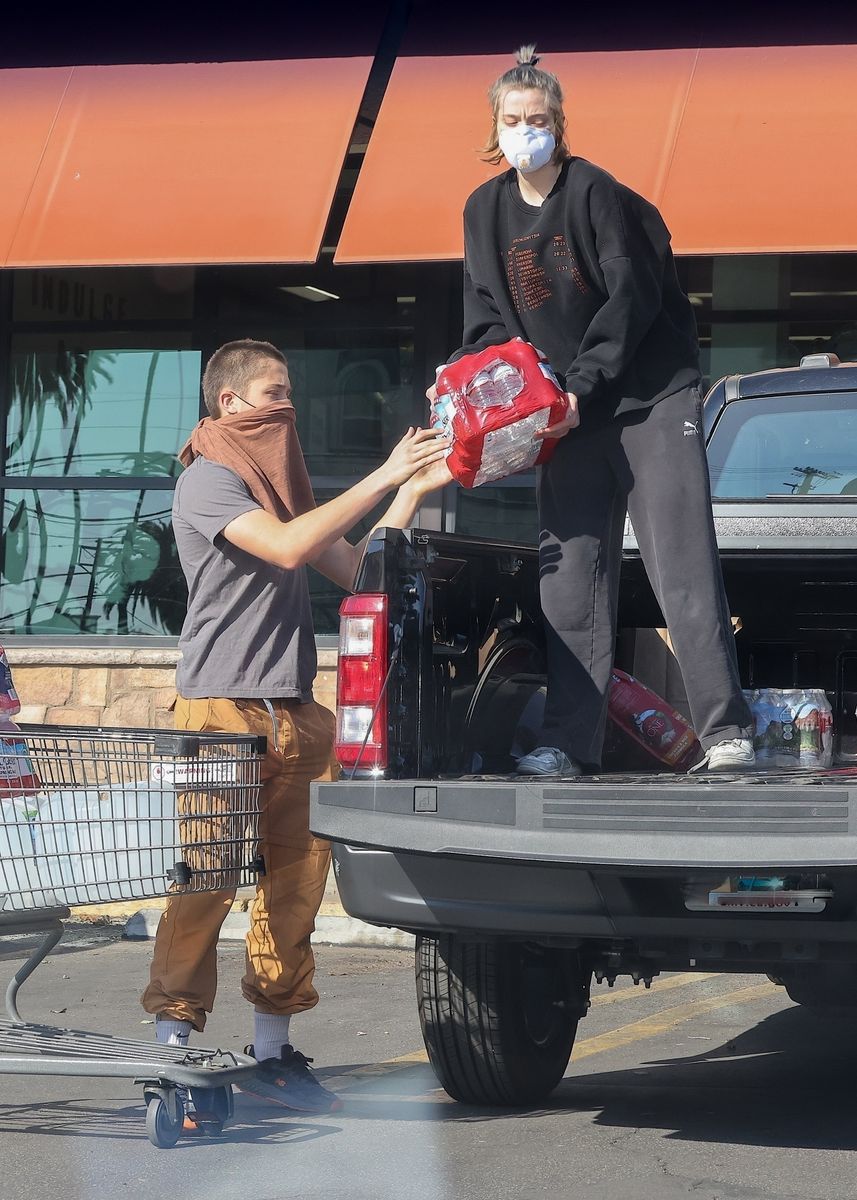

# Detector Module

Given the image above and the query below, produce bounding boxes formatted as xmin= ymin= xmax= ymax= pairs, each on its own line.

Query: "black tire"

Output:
xmin=145 ymin=1095 xmax=182 ymax=1149
xmin=416 ymin=935 xmax=586 ymax=1106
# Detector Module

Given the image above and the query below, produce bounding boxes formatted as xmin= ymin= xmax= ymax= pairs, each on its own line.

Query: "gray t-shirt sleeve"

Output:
xmin=177 ymin=459 xmax=261 ymax=545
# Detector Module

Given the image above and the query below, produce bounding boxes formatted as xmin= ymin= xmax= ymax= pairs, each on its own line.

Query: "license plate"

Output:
xmin=684 ymin=875 xmax=832 ymax=913
xmin=707 ymin=890 xmax=830 ymax=912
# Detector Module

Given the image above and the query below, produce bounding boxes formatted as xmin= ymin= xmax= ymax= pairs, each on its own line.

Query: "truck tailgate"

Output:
xmin=311 ymin=773 xmax=857 ymax=869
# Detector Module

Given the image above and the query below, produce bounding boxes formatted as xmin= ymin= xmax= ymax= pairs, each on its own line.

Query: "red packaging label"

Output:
xmin=433 ymin=339 xmax=568 ymax=488
xmin=606 ymin=669 xmax=703 ymax=772
xmin=0 ymin=737 xmax=40 ymax=797
xmin=0 ymin=645 xmax=21 ymax=717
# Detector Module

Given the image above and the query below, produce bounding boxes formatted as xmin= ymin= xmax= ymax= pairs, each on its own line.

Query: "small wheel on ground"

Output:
xmin=416 ymin=934 xmax=587 ymax=1107
xmin=145 ymin=1095 xmax=182 ymax=1149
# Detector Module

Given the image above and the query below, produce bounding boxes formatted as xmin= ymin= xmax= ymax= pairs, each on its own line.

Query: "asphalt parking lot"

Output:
xmin=1 ymin=925 xmax=856 ymax=1200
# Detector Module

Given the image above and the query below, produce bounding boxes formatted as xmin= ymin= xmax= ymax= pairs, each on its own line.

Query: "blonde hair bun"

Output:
xmin=515 ymin=44 xmax=540 ymax=67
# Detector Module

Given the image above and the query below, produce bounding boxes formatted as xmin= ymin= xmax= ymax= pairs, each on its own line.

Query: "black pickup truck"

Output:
xmin=310 ymin=354 xmax=857 ymax=1106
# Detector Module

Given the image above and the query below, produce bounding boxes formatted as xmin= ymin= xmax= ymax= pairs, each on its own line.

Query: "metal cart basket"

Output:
xmin=0 ymin=724 xmax=267 ymax=1148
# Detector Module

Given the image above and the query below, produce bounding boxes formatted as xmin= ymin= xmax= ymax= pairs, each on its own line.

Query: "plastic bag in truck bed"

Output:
xmin=432 ymin=339 xmax=568 ymax=488
xmin=602 ymin=669 xmax=704 ymax=772
xmin=744 ymin=688 xmax=833 ymax=769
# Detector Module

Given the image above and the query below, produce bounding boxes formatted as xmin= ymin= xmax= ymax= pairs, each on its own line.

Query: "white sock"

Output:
xmin=253 ymin=1011 xmax=292 ymax=1062
xmin=155 ymin=1016 xmax=192 ymax=1047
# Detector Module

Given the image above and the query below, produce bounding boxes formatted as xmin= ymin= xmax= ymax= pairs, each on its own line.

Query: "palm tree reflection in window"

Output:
xmin=100 ymin=351 xmax=186 ymax=634
xmin=3 ymin=345 xmax=188 ymax=635
xmin=100 ymin=519 xmax=186 ymax=635
xmin=5 ymin=344 xmax=108 ymax=630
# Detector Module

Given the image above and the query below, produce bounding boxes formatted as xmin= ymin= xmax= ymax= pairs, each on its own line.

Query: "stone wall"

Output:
xmin=5 ymin=645 xmax=339 ymax=729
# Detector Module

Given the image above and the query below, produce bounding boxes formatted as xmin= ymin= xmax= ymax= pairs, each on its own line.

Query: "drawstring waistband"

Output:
xmin=262 ymin=698 xmax=278 ymax=747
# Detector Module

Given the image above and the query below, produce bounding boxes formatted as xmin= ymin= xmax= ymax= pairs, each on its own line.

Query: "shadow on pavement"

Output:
xmin=312 ymin=1002 xmax=857 ymax=1151
xmin=0 ymin=1095 xmax=338 ymax=1147
xmin=0 ymin=925 xmax=124 ymax=966
xmin=2 ymin=1001 xmax=855 ymax=1151
xmin=557 ymin=1002 xmax=857 ymax=1151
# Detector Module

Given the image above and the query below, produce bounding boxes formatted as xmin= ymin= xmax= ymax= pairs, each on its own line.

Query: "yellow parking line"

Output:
xmin=572 ymin=980 xmax=778 ymax=1061
xmin=325 ymin=977 xmax=780 ymax=1091
xmin=375 ymin=972 xmax=726 ymax=1071
xmin=365 ymin=1051 xmax=427 ymax=1069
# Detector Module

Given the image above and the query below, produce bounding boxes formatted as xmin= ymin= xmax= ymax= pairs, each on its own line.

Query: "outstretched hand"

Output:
xmin=402 ymin=455 xmax=454 ymax=498
xmin=380 ymin=426 xmax=451 ymax=490
xmin=536 ymin=392 xmax=580 ymax=439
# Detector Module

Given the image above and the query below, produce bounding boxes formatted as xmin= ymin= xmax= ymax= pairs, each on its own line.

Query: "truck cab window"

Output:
xmin=708 ymin=392 xmax=857 ymax=498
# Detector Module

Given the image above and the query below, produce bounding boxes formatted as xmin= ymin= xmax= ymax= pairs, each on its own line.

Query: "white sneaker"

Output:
xmin=690 ymin=737 xmax=756 ymax=773
xmin=515 ymin=747 xmax=583 ymax=778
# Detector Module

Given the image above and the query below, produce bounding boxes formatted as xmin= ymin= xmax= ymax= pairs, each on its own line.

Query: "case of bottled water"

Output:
xmin=432 ymin=339 xmax=568 ymax=488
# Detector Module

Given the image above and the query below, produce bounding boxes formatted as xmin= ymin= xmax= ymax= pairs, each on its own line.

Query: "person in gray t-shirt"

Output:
xmin=173 ymin=456 xmax=318 ymax=702
xmin=142 ymin=338 xmax=449 ymax=1121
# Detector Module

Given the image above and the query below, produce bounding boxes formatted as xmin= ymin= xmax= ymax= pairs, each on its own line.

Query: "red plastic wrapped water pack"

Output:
xmin=432 ymin=339 xmax=568 ymax=488
xmin=0 ymin=644 xmax=40 ymax=797
xmin=603 ymin=669 xmax=703 ymax=772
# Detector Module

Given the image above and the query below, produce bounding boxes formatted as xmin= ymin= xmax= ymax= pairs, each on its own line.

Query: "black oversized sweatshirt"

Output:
xmin=456 ymin=157 xmax=700 ymax=419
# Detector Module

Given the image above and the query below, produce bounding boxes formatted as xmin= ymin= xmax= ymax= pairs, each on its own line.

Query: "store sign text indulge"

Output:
xmin=14 ymin=268 xmax=195 ymax=324
xmin=29 ymin=272 xmax=128 ymax=322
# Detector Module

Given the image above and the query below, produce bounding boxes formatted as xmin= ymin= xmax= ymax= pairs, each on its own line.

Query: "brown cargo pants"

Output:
xmin=141 ymin=695 xmax=336 ymax=1031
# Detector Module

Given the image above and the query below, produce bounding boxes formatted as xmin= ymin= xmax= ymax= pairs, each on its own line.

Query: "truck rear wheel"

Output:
xmin=415 ymin=935 xmax=585 ymax=1106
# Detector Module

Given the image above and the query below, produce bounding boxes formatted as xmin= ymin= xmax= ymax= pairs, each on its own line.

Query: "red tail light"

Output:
xmin=335 ymin=593 xmax=388 ymax=771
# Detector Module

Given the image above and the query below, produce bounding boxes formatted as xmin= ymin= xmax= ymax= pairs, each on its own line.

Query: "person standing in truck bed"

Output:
xmin=143 ymin=338 xmax=449 ymax=1123
xmin=432 ymin=45 xmax=754 ymax=777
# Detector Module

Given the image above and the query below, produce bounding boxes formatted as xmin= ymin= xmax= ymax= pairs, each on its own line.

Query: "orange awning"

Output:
xmin=336 ymin=44 xmax=857 ymax=262
xmin=0 ymin=59 xmax=372 ymax=267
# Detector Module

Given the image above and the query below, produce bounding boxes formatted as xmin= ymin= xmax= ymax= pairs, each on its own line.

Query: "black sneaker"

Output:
xmin=239 ymin=1044 xmax=343 ymax=1114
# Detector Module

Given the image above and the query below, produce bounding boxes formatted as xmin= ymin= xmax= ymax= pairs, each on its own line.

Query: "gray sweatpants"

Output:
xmin=536 ymin=384 xmax=752 ymax=769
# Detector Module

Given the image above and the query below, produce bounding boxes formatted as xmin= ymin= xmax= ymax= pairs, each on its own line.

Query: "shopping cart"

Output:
xmin=0 ymin=723 xmax=267 ymax=1148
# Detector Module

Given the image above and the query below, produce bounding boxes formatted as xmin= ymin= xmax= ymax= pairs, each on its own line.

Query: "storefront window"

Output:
xmin=287 ymin=331 xmax=415 ymax=477
xmin=0 ymin=264 xmax=427 ymax=639
xmin=6 ymin=339 xmax=200 ymax=478
xmin=678 ymin=254 xmax=857 ymax=387
xmin=2 ymin=268 xmax=200 ymax=637
xmin=0 ymin=487 xmax=185 ymax=635
xmin=454 ymin=483 xmax=539 ymax=544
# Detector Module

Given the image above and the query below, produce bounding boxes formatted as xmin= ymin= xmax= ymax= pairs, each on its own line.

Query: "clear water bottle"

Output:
xmin=466 ymin=361 xmax=524 ymax=409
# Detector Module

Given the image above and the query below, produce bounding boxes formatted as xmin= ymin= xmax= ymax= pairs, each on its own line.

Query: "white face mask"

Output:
xmin=498 ymin=124 xmax=556 ymax=174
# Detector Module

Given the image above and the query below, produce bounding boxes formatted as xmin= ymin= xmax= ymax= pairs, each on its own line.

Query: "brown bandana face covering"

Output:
xmin=178 ymin=401 xmax=316 ymax=523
